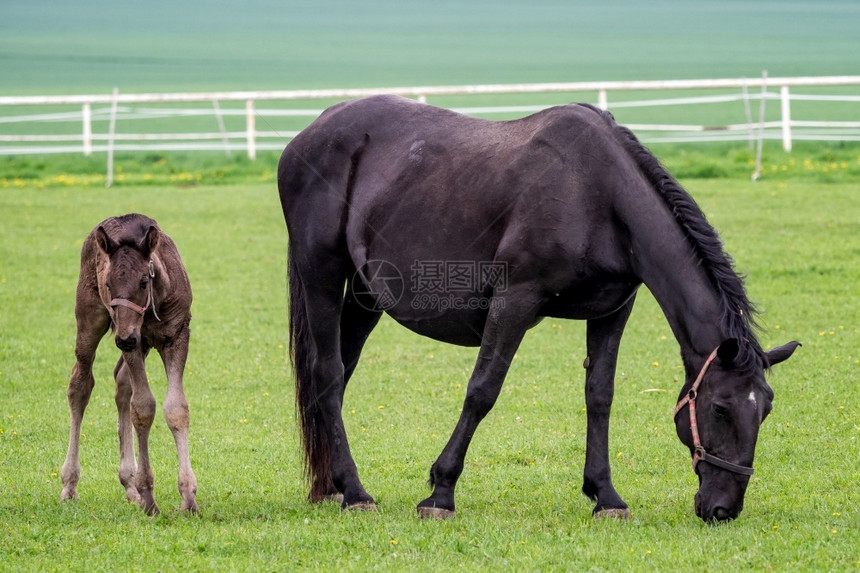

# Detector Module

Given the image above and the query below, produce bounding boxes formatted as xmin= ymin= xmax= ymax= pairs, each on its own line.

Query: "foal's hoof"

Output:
xmin=594 ymin=507 xmax=629 ymax=520
xmin=142 ymin=502 xmax=161 ymax=516
xmin=125 ymin=487 xmax=141 ymax=504
xmin=344 ymin=501 xmax=377 ymax=512
xmin=139 ymin=492 xmax=160 ymax=516
xmin=417 ymin=506 xmax=455 ymax=520
xmin=60 ymin=487 xmax=78 ymax=503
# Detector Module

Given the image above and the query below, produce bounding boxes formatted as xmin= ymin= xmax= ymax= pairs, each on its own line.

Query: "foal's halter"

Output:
xmin=673 ymin=347 xmax=755 ymax=476
xmin=109 ymin=259 xmax=161 ymax=321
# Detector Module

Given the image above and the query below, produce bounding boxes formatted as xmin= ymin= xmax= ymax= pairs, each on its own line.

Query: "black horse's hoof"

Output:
xmin=344 ymin=501 xmax=377 ymax=512
xmin=594 ymin=507 xmax=629 ymax=520
xmin=417 ymin=505 xmax=455 ymax=519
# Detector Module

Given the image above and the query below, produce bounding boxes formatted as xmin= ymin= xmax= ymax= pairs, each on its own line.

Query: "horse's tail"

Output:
xmin=288 ymin=242 xmax=332 ymax=501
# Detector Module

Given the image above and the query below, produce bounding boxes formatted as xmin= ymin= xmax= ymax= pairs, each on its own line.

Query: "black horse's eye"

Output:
xmin=713 ymin=403 xmax=731 ymax=419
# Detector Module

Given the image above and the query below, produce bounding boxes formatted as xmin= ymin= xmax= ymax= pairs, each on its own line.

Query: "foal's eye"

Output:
xmin=140 ymin=279 xmax=148 ymax=290
xmin=713 ymin=404 xmax=731 ymax=419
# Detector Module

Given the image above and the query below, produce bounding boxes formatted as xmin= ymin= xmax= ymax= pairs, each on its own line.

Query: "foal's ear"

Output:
xmin=716 ymin=338 xmax=740 ymax=368
xmin=765 ymin=341 xmax=801 ymax=367
xmin=95 ymin=226 xmax=120 ymax=256
xmin=137 ymin=225 xmax=160 ymax=257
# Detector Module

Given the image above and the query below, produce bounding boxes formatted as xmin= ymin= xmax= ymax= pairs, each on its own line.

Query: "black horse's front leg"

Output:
xmin=417 ymin=287 xmax=538 ymax=518
xmin=582 ymin=295 xmax=636 ymax=518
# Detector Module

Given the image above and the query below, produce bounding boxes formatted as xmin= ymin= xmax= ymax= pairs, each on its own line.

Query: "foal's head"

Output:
xmin=96 ymin=224 xmax=159 ymax=352
xmin=674 ymin=339 xmax=800 ymax=523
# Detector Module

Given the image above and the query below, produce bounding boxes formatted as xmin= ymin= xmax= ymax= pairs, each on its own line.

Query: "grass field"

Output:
xmin=0 ymin=177 xmax=857 ymax=570
xmin=1 ymin=1 xmax=858 ymax=570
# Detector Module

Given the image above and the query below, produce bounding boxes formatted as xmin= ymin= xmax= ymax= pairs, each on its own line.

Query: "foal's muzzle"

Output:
xmin=115 ymin=334 xmax=139 ymax=352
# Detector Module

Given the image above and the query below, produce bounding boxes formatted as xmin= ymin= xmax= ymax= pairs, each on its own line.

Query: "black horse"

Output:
xmin=277 ymin=95 xmax=799 ymax=522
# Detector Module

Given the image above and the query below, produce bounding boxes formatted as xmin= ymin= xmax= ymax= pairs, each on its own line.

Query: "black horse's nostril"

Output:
xmin=115 ymin=335 xmax=138 ymax=351
xmin=713 ymin=507 xmax=736 ymax=522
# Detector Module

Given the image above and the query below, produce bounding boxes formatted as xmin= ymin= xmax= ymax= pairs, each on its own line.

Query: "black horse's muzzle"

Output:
xmin=695 ymin=489 xmax=742 ymax=523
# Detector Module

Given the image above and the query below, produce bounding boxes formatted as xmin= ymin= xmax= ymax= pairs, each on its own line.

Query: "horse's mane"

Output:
xmin=585 ymin=105 xmax=766 ymax=370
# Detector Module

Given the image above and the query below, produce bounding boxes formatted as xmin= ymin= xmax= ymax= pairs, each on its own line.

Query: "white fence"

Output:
xmin=2 ymin=75 xmax=860 ymax=163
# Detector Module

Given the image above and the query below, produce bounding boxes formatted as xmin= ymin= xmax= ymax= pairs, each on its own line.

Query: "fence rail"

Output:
xmin=2 ymin=75 xmax=859 ymax=175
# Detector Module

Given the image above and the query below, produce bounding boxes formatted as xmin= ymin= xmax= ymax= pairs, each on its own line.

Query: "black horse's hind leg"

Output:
xmin=341 ymin=287 xmax=382 ymax=389
xmin=581 ymin=295 xmax=636 ymax=518
xmin=311 ymin=286 xmax=382 ymax=502
xmin=300 ymin=259 xmax=376 ymax=509
xmin=417 ymin=287 xmax=540 ymax=518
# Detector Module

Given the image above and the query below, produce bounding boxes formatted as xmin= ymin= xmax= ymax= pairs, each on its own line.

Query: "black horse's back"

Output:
xmin=280 ymin=95 xmax=638 ymax=336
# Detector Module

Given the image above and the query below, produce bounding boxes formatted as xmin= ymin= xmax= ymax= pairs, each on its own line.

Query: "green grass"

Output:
xmin=3 ymin=140 xmax=859 ymax=190
xmin=1 ymin=177 xmax=858 ymax=570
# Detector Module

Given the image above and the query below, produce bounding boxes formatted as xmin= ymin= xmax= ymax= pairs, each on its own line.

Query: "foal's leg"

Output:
xmin=114 ymin=357 xmax=139 ymax=503
xmin=61 ymin=310 xmax=110 ymax=502
xmin=417 ymin=287 xmax=539 ymax=518
xmin=581 ymin=296 xmax=636 ymax=518
xmin=122 ymin=347 xmax=159 ymax=515
xmin=158 ymin=324 xmax=198 ymax=513
xmin=312 ymin=288 xmax=381 ymax=502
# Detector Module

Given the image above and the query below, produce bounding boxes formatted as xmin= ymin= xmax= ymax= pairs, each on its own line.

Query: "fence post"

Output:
xmin=106 ymin=87 xmax=119 ymax=188
xmin=752 ymin=71 xmax=768 ymax=181
xmin=741 ymin=79 xmax=754 ymax=149
xmin=212 ymin=99 xmax=232 ymax=157
xmin=780 ymin=85 xmax=792 ymax=152
xmin=245 ymin=99 xmax=256 ymax=160
xmin=597 ymin=89 xmax=608 ymax=110
xmin=82 ymin=102 xmax=92 ymax=156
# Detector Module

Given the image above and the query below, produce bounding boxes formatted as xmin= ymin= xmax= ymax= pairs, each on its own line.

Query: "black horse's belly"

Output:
xmin=540 ymin=279 xmax=640 ymax=321
xmin=392 ymin=309 xmax=487 ymax=347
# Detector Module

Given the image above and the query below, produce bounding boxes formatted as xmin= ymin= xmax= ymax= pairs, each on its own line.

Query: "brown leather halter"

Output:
xmin=673 ymin=347 xmax=755 ymax=476
xmin=109 ymin=259 xmax=160 ymax=321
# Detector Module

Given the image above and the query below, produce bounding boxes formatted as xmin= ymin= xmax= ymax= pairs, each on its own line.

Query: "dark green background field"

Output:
xmin=2 ymin=0 xmax=859 ymax=94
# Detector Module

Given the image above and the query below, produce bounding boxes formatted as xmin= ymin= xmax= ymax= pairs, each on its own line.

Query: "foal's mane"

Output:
xmin=105 ymin=213 xmax=158 ymax=252
xmin=586 ymin=105 xmax=766 ymax=370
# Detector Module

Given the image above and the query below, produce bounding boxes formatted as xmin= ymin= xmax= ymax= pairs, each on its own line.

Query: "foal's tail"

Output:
xmin=288 ymin=243 xmax=332 ymax=501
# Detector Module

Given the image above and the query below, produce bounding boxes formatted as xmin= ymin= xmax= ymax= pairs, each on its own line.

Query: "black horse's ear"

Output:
xmin=95 ymin=226 xmax=120 ymax=256
xmin=717 ymin=338 xmax=740 ymax=368
xmin=765 ymin=341 xmax=801 ymax=367
xmin=137 ymin=225 xmax=160 ymax=257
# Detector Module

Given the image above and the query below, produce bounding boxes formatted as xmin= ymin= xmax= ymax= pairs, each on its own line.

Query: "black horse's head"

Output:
xmin=674 ymin=339 xmax=800 ymax=523
xmin=96 ymin=224 xmax=159 ymax=352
